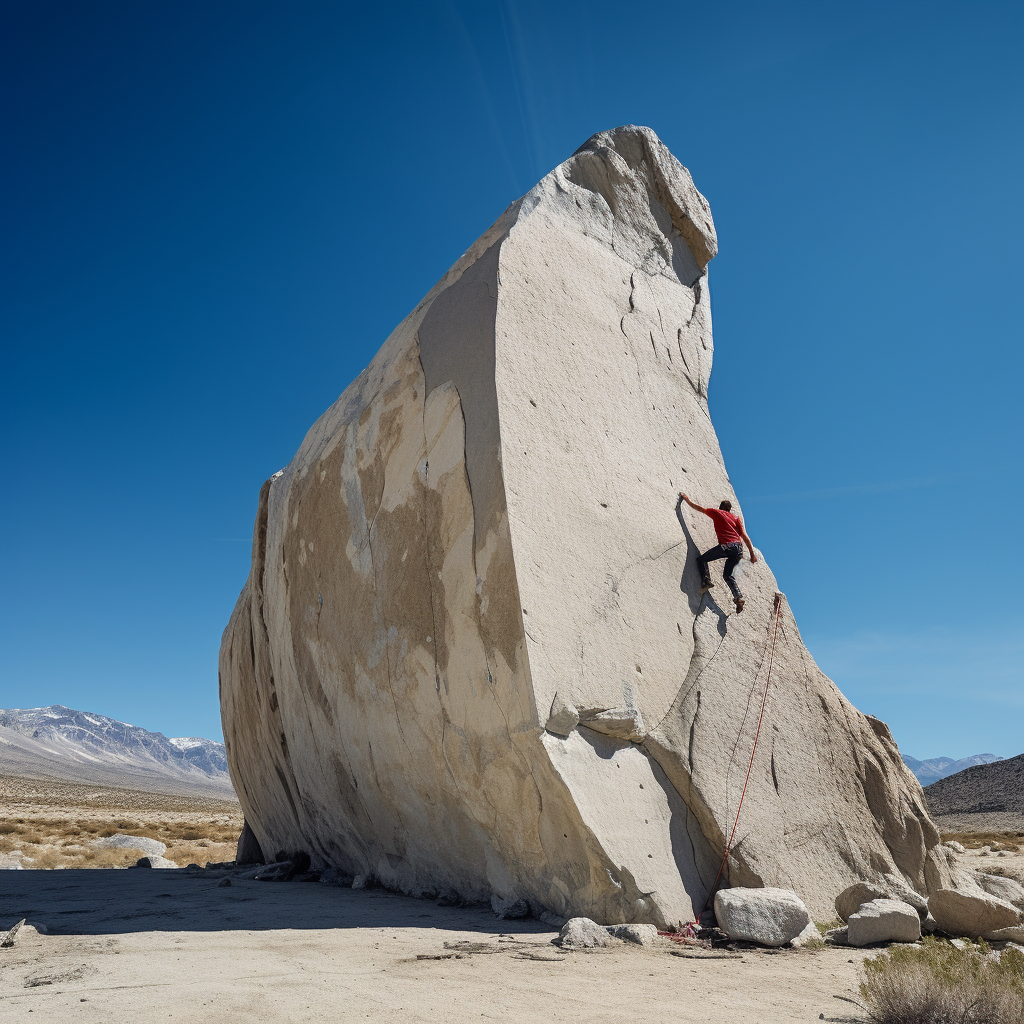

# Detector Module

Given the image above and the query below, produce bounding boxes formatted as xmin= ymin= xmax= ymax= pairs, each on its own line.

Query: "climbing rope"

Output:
xmin=663 ymin=591 xmax=786 ymax=940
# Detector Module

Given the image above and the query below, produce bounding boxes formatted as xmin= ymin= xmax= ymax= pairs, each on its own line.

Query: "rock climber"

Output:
xmin=678 ymin=492 xmax=757 ymax=613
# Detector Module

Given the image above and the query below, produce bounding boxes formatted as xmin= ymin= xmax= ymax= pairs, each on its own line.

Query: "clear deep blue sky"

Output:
xmin=2 ymin=2 xmax=1021 ymax=757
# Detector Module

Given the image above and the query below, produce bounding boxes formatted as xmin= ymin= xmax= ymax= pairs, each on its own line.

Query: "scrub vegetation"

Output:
xmin=1 ymin=775 xmax=241 ymax=868
xmin=859 ymin=937 xmax=1024 ymax=1024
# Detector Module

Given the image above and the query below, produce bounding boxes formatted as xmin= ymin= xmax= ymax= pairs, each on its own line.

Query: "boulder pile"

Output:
xmin=220 ymin=124 xmax=958 ymax=926
xmin=834 ymin=872 xmax=1024 ymax=944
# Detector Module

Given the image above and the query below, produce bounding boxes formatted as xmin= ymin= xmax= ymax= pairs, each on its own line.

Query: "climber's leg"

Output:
xmin=697 ymin=544 xmax=726 ymax=591
xmin=722 ymin=542 xmax=744 ymax=610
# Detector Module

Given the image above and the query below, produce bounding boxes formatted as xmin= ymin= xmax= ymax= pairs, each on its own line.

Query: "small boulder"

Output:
xmin=836 ymin=882 xmax=889 ymax=923
xmin=977 ymin=873 xmax=1024 ymax=910
xmin=824 ymin=925 xmax=850 ymax=946
xmin=556 ymin=918 xmax=621 ymax=949
xmin=713 ymin=887 xmax=811 ymax=947
xmin=835 ymin=880 xmax=927 ymax=922
xmin=790 ymin=922 xmax=822 ymax=947
xmin=606 ymin=924 xmax=659 ymax=946
xmin=98 ymin=834 xmax=167 ymax=859
xmin=254 ymin=860 xmax=294 ymax=881
xmin=929 ymin=889 xmax=1022 ymax=938
xmin=944 ymin=841 xmax=966 ymax=854
xmin=847 ymin=899 xmax=922 ymax=947
xmin=982 ymin=925 xmax=1024 ymax=943
xmin=545 ymin=693 xmax=580 ymax=737
xmin=133 ymin=855 xmax=179 ymax=869
xmin=1 ymin=919 xmax=25 ymax=948
xmin=491 ymin=893 xmax=531 ymax=920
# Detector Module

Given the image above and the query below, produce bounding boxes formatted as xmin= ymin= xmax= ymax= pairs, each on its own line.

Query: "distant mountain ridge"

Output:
xmin=924 ymin=752 xmax=1024 ymax=816
xmin=0 ymin=705 xmax=235 ymax=798
xmin=902 ymin=753 xmax=1003 ymax=785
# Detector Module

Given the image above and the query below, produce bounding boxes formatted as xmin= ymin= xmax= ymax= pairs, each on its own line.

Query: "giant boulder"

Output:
xmin=220 ymin=125 xmax=952 ymax=925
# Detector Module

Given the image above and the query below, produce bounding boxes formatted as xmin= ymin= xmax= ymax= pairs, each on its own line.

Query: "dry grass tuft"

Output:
xmin=860 ymin=937 xmax=1024 ymax=1024
xmin=164 ymin=841 xmax=237 ymax=867
xmin=942 ymin=830 xmax=1024 ymax=852
xmin=22 ymin=846 xmax=140 ymax=869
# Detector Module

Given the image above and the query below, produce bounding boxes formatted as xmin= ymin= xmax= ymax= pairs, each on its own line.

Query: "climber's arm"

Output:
xmin=740 ymin=522 xmax=758 ymax=563
xmin=678 ymin=492 xmax=708 ymax=514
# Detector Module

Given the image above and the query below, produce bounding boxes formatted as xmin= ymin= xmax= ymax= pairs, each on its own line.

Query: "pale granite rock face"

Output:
xmin=220 ymin=125 xmax=951 ymax=924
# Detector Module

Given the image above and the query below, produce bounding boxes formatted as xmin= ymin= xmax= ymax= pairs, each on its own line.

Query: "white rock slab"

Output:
xmin=929 ymin=889 xmax=1022 ymax=938
xmin=96 ymin=834 xmax=167 ymax=858
xmin=714 ymin=887 xmax=811 ymax=947
xmin=847 ymin=898 xmax=921 ymax=946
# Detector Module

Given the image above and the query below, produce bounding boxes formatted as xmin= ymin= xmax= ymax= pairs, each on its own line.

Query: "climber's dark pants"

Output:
xmin=698 ymin=542 xmax=744 ymax=599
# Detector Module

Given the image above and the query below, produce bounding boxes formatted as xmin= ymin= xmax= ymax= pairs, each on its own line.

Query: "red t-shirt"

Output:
xmin=702 ymin=507 xmax=744 ymax=546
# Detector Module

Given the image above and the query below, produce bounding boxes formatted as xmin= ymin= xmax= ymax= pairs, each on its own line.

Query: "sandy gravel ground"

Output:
xmin=0 ymin=870 xmax=871 ymax=1024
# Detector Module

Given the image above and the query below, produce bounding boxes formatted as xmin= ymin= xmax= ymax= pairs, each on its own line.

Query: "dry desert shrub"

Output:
xmin=164 ymin=841 xmax=236 ymax=867
xmin=860 ymin=937 xmax=1024 ymax=1024
xmin=24 ymin=846 xmax=139 ymax=869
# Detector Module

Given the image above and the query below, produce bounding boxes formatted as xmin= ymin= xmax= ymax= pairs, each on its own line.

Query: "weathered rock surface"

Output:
xmin=977 ymin=873 xmax=1024 ymax=910
xmin=790 ymin=922 xmax=822 ymax=947
xmin=713 ymin=887 xmax=811 ymax=947
xmin=220 ymin=124 xmax=952 ymax=925
xmin=557 ymin=918 xmax=621 ymax=949
xmin=846 ymin=899 xmax=922 ymax=946
xmin=836 ymin=882 xmax=890 ymax=923
xmin=133 ymin=855 xmax=179 ymax=869
xmin=607 ymin=923 xmax=660 ymax=945
xmin=97 ymin=834 xmax=167 ymax=859
xmin=236 ymin=821 xmax=265 ymax=866
xmin=836 ymin=879 xmax=928 ymax=922
xmin=928 ymin=889 xmax=1022 ymax=938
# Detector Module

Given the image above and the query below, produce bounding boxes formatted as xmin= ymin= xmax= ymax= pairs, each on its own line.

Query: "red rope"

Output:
xmin=662 ymin=592 xmax=785 ymax=941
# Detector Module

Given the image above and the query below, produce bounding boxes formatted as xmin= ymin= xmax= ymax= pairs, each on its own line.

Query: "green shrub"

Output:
xmin=860 ymin=937 xmax=1024 ymax=1024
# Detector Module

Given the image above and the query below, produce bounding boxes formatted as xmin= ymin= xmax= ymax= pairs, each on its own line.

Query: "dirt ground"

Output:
xmin=2 ymin=786 xmax=1021 ymax=1023
xmin=0 ymin=775 xmax=242 ymax=869
xmin=0 ymin=868 xmax=873 ymax=1024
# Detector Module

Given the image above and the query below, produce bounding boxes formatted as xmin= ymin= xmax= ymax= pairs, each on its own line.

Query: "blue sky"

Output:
xmin=1 ymin=1 xmax=1020 ymax=758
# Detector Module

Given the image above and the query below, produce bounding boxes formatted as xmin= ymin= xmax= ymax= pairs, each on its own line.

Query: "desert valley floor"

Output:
xmin=1 ymin=774 xmax=1022 ymax=1023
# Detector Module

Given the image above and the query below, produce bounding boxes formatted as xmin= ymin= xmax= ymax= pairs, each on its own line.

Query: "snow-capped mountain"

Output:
xmin=0 ymin=705 xmax=235 ymax=797
xmin=902 ymin=753 xmax=1003 ymax=785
